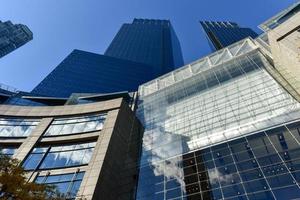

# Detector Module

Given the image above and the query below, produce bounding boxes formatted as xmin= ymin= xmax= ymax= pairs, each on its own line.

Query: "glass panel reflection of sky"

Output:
xmin=44 ymin=114 xmax=106 ymax=136
xmin=36 ymin=172 xmax=84 ymax=199
xmin=0 ymin=147 xmax=17 ymax=157
xmin=0 ymin=118 xmax=39 ymax=137
xmin=137 ymin=122 xmax=300 ymax=200
xmin=136 ymin=49 xmax=300 ymax=199
xmin=23 ymin=142 xmax=96 ymax=170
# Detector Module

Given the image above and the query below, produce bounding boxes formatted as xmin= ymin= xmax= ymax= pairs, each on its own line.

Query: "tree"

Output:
xmin=0 ymin=154 xmax=64 ymax=200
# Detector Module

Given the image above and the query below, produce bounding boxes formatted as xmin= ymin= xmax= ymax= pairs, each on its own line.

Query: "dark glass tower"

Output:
xmin=200 ymin=21 xmax=258 ymax=51
xmin=0 ymin=20 xmax=32 ymax=58
xmin=105 ymin=18 xmax=184 ymax=75
xmin=32 ymin=19 xmax=183 ymax=98
xmin=31 ymin=50 xmax=155 ymax=97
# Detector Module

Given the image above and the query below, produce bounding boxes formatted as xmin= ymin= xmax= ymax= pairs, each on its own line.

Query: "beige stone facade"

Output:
xmin=0 ymin=98 xmax=143 ymax=200
xmin=266 ymin=11 xmax=300 ymax=102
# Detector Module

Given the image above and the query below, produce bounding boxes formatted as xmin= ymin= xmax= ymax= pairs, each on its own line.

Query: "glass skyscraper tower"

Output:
xmin=105 ymin=19 xmax=184 ymax=76
xmin=0 ymin=20 xmax=32 ymax=58
xmin=200 ymin=21 xmax=258 ymax=51
xmin=31 ymin=19 xmax=183 ymax=98
xmin=31 ymin=50 xmax=155 ymax=97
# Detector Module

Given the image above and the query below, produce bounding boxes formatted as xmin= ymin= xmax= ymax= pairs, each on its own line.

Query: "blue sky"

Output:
xmin=0 ymin=0 xmax=297 ymax=91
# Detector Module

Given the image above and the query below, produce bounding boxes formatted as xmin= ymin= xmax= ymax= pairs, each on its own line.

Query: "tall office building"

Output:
xmin=1 ymin=3 xmax=299 ymax=200
xmin=0 ymin=20 xmax=32 ymax=58
xmin=136 ymin=10 xmax=300 ymax=198
xmin=200 ymin=21 xmax=258 ymax=51
xmin=31 ymin=50 xmax=155 ymax=97
xmin=105 ymin=19 xmax=184 ymax=75
xmin=32 ymin=19 xmax=183 ymax=98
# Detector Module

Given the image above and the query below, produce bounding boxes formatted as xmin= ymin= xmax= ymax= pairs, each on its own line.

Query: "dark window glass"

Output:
xmin=166 ymin=187 xmax=181 ymax=199
xmin=287 ymin=122 xmax=300 ymax=143
xmin=222 ymin=184 xmax=245 ymax=198
xmin=272 ymin=185 xmax=300 ymax=200
xmin=240 ymin=169 xmax=263 ymax=182
xmin=256 ymin=154 xmax=282 ymax=166
xmin=243 ymin=179 xmax=269 ymax=193
xmin=236 ymin=159 xmax=258 ymax=171
xmin=185 ymin=183 xmax=200 ymax=196
xmin=267 ymin=173 xmax=295 ymax=188
xmin=232 ymin=150 xmax=254 ymax=162
xmin=247 ymin=191 xmax=275 ymax=200
xmin=166 ymin=179 xmax=181 ymax=190
xmin=280 ymin=148 xmax=300 ymax=161
xmin=262 ymin=163 xmax=288 ymax=177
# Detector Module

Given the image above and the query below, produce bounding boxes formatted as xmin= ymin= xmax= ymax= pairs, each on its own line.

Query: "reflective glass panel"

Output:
xmin=44 ymin=114 xmax=106 ymax=136
xmin=35 ymin=172 xmax=85 ymax=199
xmin=0 ymin=118 xmax=39 ymax=137
xmin=23 ymin=142 xmax=96 ymax=170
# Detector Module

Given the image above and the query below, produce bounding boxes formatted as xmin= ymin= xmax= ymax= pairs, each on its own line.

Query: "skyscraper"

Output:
xmin=31 ymin=50 xmax=155 ymax=97
xmin=1 ymin=3 xmax=299 ymax=200
xmin=0 ymin=20 xmax=32 ymax=58
xmin=200 ymin=21 xmax=258 ymax=51
xmin=31 ymin=19 xmax=183 ymax=98
xmin=105 ymin=19 xmax=184 ymax=75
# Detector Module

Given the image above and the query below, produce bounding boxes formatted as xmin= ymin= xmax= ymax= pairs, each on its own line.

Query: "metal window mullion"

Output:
xmin=66 ymin=171 xmax=78 ymax=198
xmin=264 ymin=130 xmax=300 ymax=190
xmin=209 ymin=148 xmax=225 ymax=200
xmin=226 ymin=143 xmax=250 ymax=200
xmin=244 ymin=136 xmax=277 ymax=200
xmin=26 ymin=147 xmax=51 ymax=182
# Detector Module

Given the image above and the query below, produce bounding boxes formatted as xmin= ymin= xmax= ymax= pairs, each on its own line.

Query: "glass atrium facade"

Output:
xmin=200 ymin=21 xmax=258 ymax=51
xmin=136 ymin=38 xmax=300 ymax=199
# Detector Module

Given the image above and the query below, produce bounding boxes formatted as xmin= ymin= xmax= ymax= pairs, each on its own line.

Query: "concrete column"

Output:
xmin=13 ymin=118 xmax=53 ymax=162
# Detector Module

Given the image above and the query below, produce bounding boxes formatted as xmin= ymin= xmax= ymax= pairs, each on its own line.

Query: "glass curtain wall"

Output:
xmin=136 ymin=40 xmax=300 ymax=199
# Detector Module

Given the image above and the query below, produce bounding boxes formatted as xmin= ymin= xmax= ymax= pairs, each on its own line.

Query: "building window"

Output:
xmin=0 ymin=147 xmax=17 ymax=157
xmin=23 ymin=142 xmax=96 ymax=170
xmin=35 ymin=172 xmax=84 ymax=199
xmin=44 ymin=114 xmax=106 ymax=136
xmin=0 ymin=118 xmax=39 ymax=137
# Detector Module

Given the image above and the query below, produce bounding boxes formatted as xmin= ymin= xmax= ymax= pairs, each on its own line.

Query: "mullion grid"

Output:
xmin=149 ymin=124 xmax=300 ymax=200
xmin=264 ymin=129 xmax=300 ymax=191
xmin=224 ymin=142 xmax=250 ymax=200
